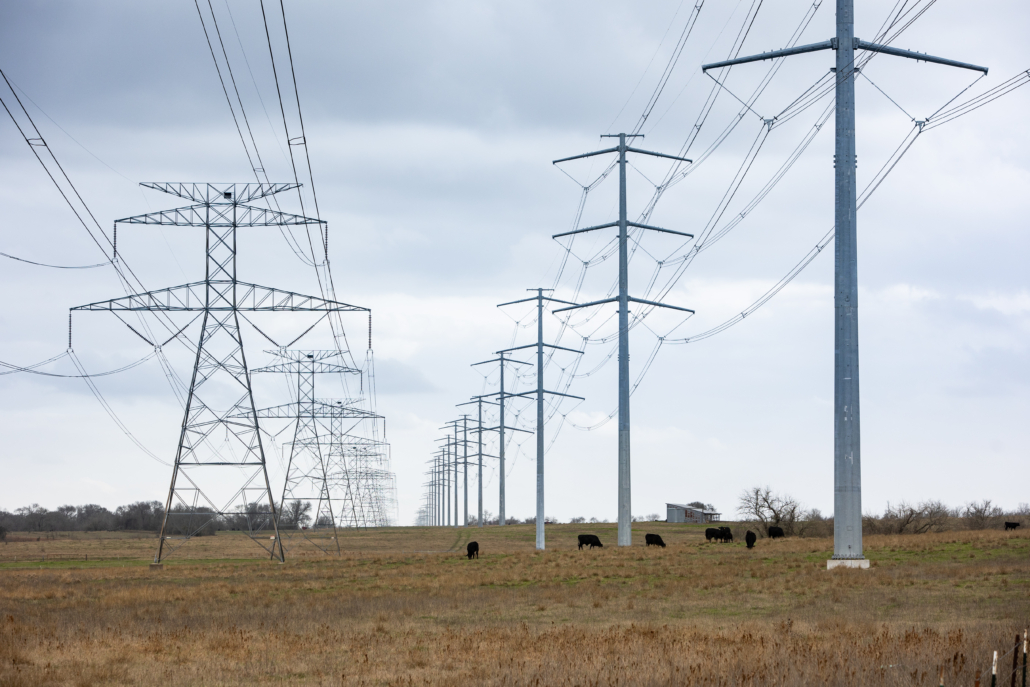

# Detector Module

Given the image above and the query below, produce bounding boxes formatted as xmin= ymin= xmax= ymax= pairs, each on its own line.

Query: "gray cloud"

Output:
xmin=1 ymin=1 xmax=1028 ymax=524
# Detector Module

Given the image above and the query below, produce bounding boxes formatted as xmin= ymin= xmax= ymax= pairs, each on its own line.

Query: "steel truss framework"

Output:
xmin=249 ymin=351 xmax=395 ymax=552
xmin=72 ymin=182 xmax=369 ymax=563
xmin=239 ymin=398 xmax=396 ymax=530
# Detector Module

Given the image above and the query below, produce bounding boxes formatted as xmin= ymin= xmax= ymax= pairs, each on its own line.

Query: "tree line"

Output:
xmin=0 ymin=499 xmax=325 ymax=541
xmin=737 ymin=486 xmax=1029 ymax=538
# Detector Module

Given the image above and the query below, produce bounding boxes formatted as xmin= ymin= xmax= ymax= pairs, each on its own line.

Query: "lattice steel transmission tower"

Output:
xmin=72 ymin=182 xmax=369 ymax=563
xmin=702 ymin=0 xmax=986 ymax=568
xmin=251 ymin=350 xmax=359 ymax=553
xmin=247 ymin=398 xmax=394 ymax=529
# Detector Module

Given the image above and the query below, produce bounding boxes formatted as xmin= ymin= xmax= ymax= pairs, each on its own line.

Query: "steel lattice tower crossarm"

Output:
xmin=71 ymin=182 xmax=369 ymax=563
xmin=702 ymin=2 xmax=986 ymax=567
xmin=251 ymin=350 xmax=361 ymax=554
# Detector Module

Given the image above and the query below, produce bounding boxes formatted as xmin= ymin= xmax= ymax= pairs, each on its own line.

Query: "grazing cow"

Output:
xmin=768 ymin=526 xmax=785 ymax=539
xmin=1005 ymin=522 xmax=1021 ymax=531
xmin=466 ymin=541 xmax=479 ymax=559
xmin=719 ymin=526 xmax=733 ymax=543
xmin=745 ymin=531 xmax=757 ymax=549
xmin=578 ymin=534 xmax=603 ymax=550
xmin=645 ymin=533 xmax=666 ymax=548
xmin=705 ymin=527 xmax=722 ymax=542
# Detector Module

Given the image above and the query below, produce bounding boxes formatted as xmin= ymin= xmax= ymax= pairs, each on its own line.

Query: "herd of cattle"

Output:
xmin=465 ymin=525 xmax=799 ymax=558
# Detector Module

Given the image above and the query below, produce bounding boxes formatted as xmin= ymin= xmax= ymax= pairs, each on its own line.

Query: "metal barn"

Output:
xmin=666 ymin=503 xmax=721 ymax=524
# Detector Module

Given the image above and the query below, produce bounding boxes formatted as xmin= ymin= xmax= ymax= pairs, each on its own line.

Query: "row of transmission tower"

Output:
xmin=72 ymin=182 xmax=396 ymax=562
xmin=416 ymin=0 xmax=992 ymax=572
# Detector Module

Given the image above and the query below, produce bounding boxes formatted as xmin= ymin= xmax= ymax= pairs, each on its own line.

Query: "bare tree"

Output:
xmin=280 ymin=500 xmax=313 ymax=529
xmin=569 ymin=516 xmax=586 ymax=524
xmin=738 ymin=487 xmax=803 ymax=536
xmin=963 ymin=499 xmax=1002 ymax=530
xmin=864 ymin=500 xmax=951 ymax=535
xmin=914 ymin=500 xmax=950 ymax=533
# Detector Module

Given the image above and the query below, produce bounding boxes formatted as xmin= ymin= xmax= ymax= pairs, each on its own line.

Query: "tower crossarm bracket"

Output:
xmin=508 ymin=389 xmax=585 ymax=401
xmin=70 ymin=281 xmax=369 ymax=313
xmin=498 ymin=342 xmax=582 ymax=355
xmin=702 ymin=37 xmax=987 ymax=74
xmin=855 ymin=40 xmax=988 ymax=74
xmin=552 ymin=295 xmax=693 ymax=315
xmin=115 ymin=203 xmax=325 ymax=228
xmin=141 ymin=182 xmax=301 ymax=204
xmin=554 ymin=220 xmax=693 ymax=240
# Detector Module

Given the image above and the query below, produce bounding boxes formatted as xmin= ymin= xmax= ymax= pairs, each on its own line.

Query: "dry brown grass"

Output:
xmin=1 ymin=523 xmax=1028 ymax=686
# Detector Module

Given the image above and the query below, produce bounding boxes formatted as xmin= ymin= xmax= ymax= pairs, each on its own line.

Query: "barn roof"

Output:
xmin=666 ymin=503 xmax=721 ymax=515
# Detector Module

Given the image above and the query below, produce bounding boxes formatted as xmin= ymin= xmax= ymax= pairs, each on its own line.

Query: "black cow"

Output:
xmin=705 ymin=527 xmax=722 ymax=542
xmin=745 ymin=530 xmax=757 ymax=549
xmin=645 ymin=533 xmax=666 ymax=548
xmin=719 ymin=526 xmax=733 ymax=543
xmin=1005 ymin=522 xmax=1021 ymax=531
xmin=578 ymin=534 xmax=603 ymax=550
xmin=466 ymin=541 xmax=479 ymax=559
xmin=768 ymin=526 xmax=785 ymax=539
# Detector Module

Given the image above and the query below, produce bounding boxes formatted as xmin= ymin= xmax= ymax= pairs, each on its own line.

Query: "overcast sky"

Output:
xmin=1 ymin=0 xmax=1027 ymax=527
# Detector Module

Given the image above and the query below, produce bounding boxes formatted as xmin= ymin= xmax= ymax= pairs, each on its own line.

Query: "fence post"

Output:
xmin=1022 ymin=629 xmax=1026 ymax=687
xmin=1013 ymin=635 xmax=1021 ymax=687
xmin=993 ymin=650 xmax=999 ymax=687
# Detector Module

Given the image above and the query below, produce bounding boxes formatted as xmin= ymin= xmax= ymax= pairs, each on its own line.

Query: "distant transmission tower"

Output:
xmin=72 ymin=183 xmax=369 ymax=563
xmin=702 ymin=0 xmax=986 ymax=568
xmin=325 ymin=404 xmax=396 ymax=528
xmin=247 ymin=398 xmax=393 ymax=529
xmin=251 ymin=350 xmax=360 ymax=553
xmin=471 ymin=352 xmax=531 ymax=525
xmin=498 ymin=289 xmax=583 ymax=550
xmin=552 ymin=137 xmax=695 ymax=546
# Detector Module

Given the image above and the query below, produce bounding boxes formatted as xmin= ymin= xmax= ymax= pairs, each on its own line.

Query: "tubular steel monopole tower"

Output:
xmin=497 ymin=289 xmax=582 ymax=550
xmin=72 ymin=183 xmax=369 ymax=563
xmin=552 ymin=138 xmax=695 ymax=546
xmin=701 ymin=2 xmax=986 ymax=567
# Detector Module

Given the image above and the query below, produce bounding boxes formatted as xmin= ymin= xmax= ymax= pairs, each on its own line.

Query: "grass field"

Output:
xmin=1 ymin=523 xmax=1028 ymax=686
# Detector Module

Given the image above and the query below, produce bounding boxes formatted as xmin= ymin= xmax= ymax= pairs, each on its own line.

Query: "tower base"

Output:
xmin=827 ymin=558 xmax=869 ymax=570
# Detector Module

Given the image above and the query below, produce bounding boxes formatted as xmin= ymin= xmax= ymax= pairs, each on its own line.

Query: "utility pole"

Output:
xmin=458 ymin=397 xmax=498 ymax=527
xmin=462 ymin=415 xmax=469 ymax=526
xmin=445 ymin=438 xmax=451 ymax=527
xmin=701 ymin=1 xmax=986 ymax=569
xmin=72 ymin=183 xmax=370 ymax=563
xmin=471 ymin=352 xmax=531 ymax=525
xmin=552 ymin=140 xmax=695 ymax=546
xmin=433 ymin=438 xmax=450 ymax=527
xmin=441 ymin=420 xmax=464 ymax=527
xmin=438 ymin=449 xmax=444 ymax=526
xmin=498 ymin=289 xmax=584 ymax=550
